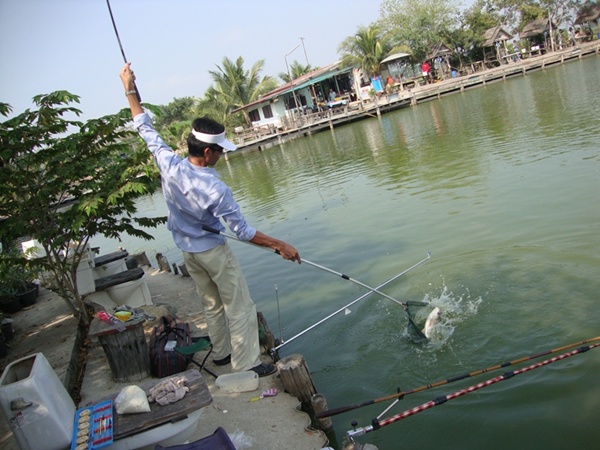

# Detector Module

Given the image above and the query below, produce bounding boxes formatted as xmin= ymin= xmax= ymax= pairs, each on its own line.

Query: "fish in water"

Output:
xmin=422 ymin=307 xmax=441 ymax=338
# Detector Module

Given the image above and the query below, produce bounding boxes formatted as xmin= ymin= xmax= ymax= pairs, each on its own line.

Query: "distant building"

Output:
xmin=482 ymin=26 xmax=514 ymax=65
xmin=233 ymin=63 xmax=361 ymax=130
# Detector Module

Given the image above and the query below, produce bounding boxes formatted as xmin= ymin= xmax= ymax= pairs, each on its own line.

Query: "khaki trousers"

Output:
xmin=183 ymin=243 xmax=260 ymax=372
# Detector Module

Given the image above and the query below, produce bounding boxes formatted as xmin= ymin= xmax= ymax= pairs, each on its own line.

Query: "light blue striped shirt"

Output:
xmin=134 ymin=112 xmax=256 ymax=253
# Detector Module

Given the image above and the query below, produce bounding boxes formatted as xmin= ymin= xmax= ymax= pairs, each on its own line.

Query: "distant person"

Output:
xmin=328 ymin=89 xmax=337 ymax=102
xmin=512 ymin=40 xmax=520 ymax=61
xmin=385 ymin=75 xmax=394 ymax=94
xmin=556 ymin=30 xmax=564 ymax=49
xmin=421 ymin=61 xmax=431 ymax=83
xmin=119 ymin=63 xmax=301 ymax=378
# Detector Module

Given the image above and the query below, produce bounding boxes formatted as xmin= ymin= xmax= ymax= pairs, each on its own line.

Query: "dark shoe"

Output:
xmin=251 ymin=362 xmax=277 ymax=377
xmin=213 ymin=354 xmax=231 ymax=366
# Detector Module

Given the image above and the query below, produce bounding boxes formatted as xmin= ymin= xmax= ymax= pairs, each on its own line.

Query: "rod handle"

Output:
xmin=202 ymin=224 xmax=282 ymax=255
xmin=202 ymin=225 xmax=221 ymax=235
xmin=315 ymin=400 xmax=373 ymax=419
xmin=132 ymin=81 xmax=142 ymax=103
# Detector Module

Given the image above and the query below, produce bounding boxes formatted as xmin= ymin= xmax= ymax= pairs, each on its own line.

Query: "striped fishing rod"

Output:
xmin=317 ymin=335 xmax=600 ymax=419
xmin=346 ymin=341 xmax=600 ymax=439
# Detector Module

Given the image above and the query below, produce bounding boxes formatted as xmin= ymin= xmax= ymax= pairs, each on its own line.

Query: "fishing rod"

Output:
xmin=272 ymin=252 xmax=432 ymax=352
xmin=346 ymin=341 xmax=600 ymax=439
xmin=202 ymin=225 xmax=425 ymax=310
xmin=202 ymin=225 xmax=430 ymax=338
xmin=317 ymin=335 xmax=600 ymax=419
xmin=106 ymin=0 xmax=142 ymax=102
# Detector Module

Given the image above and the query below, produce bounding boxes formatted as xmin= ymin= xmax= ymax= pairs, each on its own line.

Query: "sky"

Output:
xmin=0 ymin=0 xmax=474 ymax=121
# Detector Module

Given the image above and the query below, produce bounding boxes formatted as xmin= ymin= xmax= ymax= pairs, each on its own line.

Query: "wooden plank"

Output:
xmin=94 ymin=250 xmax=129 ymax=267
xmin=109 ymin=370 xmax=212 ymax=440
xmin=89 ymin=316 xmax=146 ymax=338
xmin=94 ymin=267 xmax=144 ymax=291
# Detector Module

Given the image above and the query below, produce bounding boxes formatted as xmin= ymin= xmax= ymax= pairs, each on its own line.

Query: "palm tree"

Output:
xmin=278 ymin=60 xmax=314 ymax=83
xmin=338 ymin=24 xmax=394 ymax=78
xmin=199 ymin=56 xmax=278 ymax=126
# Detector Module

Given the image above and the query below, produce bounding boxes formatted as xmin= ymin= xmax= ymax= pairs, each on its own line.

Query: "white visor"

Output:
xmin=191 ymin=129 xmax=237 ymax=151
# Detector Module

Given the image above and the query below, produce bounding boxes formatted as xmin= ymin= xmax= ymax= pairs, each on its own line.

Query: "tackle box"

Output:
xmin=70 ymin=399 xmax=114 ymax=450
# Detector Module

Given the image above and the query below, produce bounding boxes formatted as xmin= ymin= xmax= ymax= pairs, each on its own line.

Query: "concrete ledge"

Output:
xmin=0 ymin=268 xmax=329 ymax=450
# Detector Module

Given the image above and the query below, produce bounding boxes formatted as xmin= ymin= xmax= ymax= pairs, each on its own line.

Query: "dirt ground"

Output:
xmin=0 ymin=266 xmax=329 ymax=449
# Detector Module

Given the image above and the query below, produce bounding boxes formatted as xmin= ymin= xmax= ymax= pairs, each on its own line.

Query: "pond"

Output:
xmin=93 ymin=54 xmax=600 ymax=450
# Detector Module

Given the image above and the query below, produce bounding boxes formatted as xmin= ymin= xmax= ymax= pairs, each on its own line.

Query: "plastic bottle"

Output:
xmin=215 ymin=371 xmax=259 ymax=393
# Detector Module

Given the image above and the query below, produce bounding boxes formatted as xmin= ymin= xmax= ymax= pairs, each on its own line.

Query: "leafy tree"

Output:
xmin=148 ymin=97 xmax=198 ymax=151
xmin=0 ymin=92 xmax=165 ymax=323
xmin=196 ymin=85 xmax=234 ymax=126
xmin=153 ymin=97 xmax=196 ymax=129
xmin=379 ymin=0 xmax=461 ymax=61
xmin=480 ymin=0 xmax=526 ymax=31
xmin=200 ymin=56 xmax=278 ymax=127
xmin=453 ymin=0 xmax=503 ymax=63
xmin=279 ymin=60 xmax=314 ymax=83
xmin=519 ymin=2 xmax=548 ymax=29
xmin=338 ymin=24 xmax=394 ymax=78
xmin=531 ymin=0 xmax=581 ymax=32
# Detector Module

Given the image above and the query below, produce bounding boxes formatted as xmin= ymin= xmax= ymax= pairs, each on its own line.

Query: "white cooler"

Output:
xmin=0 ymin=353 xmax=75 ymax=450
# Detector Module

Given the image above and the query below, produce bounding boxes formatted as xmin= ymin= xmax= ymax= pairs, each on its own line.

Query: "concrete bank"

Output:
xmin=0 ymin=266 xmax=329 ymax=449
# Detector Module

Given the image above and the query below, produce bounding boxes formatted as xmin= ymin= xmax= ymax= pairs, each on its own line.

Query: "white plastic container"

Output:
xmin=215 ymin=371 xmax=259 ymax=393
xmin=76 ymin=251 xmax=97 ymax=295
xmin=0 ymin=353 xmax=75 ymax=450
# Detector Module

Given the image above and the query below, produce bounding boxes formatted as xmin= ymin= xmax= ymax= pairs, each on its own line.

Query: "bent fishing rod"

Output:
xmin=202 ymin=225 xmax=426 ymax=310
xmin=346 ymin=341 xmax=600 ymax=439
xmin=317 ymin=335 xmax=600 ymax=419
xmin=202 ymin=225 xmax=431 ymax=339
xmin=106 ymin=0 xmax=142 ymax=102
xmin=273 ymin=252 xmax=432 ymax=352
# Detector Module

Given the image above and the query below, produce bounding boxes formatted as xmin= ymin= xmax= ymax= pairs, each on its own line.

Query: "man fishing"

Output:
xmin=119 ymin=62 xmax=301 ymax=377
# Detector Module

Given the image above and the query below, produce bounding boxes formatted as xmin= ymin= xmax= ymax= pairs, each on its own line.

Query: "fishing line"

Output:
xmin=346 ymin=341 xmax=600 ymax=438
xmin=317 ymin=335 xmax=600 ymax=419
xmin=202 ymin=225 xmax=429 ymax=338
xmin=105 ymin=0 xmax=142 ymax=102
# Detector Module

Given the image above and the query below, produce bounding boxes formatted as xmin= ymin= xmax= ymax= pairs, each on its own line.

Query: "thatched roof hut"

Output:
xmin=425 ymin=43 xmax=453 ymax=61
xmin=521 ymin=18 xmax=551 ymax=38
xmin=482 ymin=26 xmax=513 ymax=47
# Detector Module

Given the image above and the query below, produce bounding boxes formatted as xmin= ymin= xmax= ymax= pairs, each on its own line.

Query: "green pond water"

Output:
xmin=93 ymin=55 xmax=600 ymax=449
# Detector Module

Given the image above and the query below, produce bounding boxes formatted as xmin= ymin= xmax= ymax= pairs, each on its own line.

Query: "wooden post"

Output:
xmin=276 ymin=354 xmax=316 ymax=405
xmin=89 ymin=317 xmax=150 ymax=382
xmin=178 ymin=263 xmax=190 ymax=277
xmin=133 ymin=251 xmax=152 ymax=267
xmin=156 ymin=253 xmax=171 ymax=272
xmin=311 ymin=393 xmax=333 ymax=432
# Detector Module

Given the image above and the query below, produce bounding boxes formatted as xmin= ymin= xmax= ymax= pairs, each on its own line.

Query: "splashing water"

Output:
xmin=411 ymin=283 xmax=482 ymax=350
